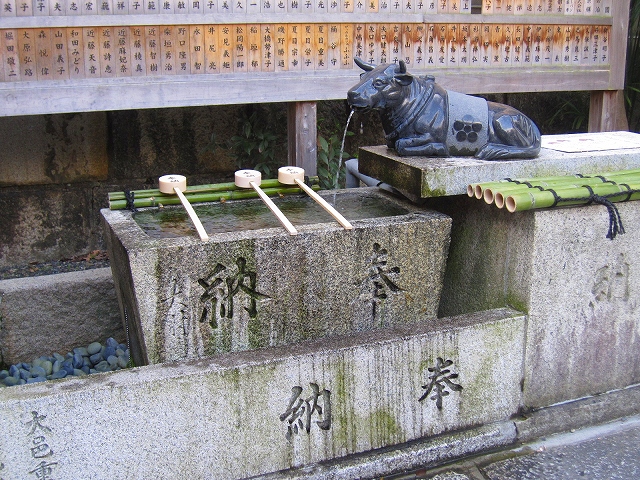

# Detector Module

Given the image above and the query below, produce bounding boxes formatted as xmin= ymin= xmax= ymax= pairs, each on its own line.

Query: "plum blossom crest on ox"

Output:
xmin=347 ymin=58 xmax=541 ymax=160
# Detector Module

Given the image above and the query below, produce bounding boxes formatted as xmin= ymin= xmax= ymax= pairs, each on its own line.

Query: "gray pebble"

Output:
xmin=52 ymin=360 xmax=61 ymax=374
xmin=107 ymin=355 xmax=119 ymax=367
xmin=73 ymin=347 xmax=89 ymax=356
xmin=73 ymin=369 xmax=87 ymax=377
xmin=3 ymin=376 xmax=20 ymax=386
xmin=95 ymin=361 xmax=110 ymax=372
xmin=87 ymin=342 xmax=102 ymax=355
xmin=41 ymin=360 xmax=53 ymax=376
xmin=53 ymin=353 xmax=65 ymax=362
xmin=117 ymin=356 xmax=128 ymax=368
xmin=0 ymin=370 xmax=8 ymax=380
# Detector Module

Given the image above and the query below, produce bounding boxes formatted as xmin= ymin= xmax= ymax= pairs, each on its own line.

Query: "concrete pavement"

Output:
xmin=387 ymin=414 xmax=640 ymax=480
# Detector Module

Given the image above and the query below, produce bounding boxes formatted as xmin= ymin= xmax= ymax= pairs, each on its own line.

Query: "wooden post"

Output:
xmin=589 ymin=90 xmax=629 ymax=132
xmin=588 ymin=0 xmax=631 ymax=133
xmin=288 ymin=101 xmax=317 ymax=175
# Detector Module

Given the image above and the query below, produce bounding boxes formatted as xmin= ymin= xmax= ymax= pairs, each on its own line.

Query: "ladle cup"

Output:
xmin=278 ymin=167 xmax=353 ymax=230
xmin=234 ymin=169 xmax=298 ymax=235
xmin=158 ymin=174 xmax=209 ymax=241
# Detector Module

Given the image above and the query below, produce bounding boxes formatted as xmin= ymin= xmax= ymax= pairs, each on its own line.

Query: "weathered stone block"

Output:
xmin=359 ymin=132 xmax=640 ymax=202
xmin=0 ymin=268 xmax=123 ymax=365
xmin=0 ymin=308 xmax=525 ymax=480
xmin=516 ymin=202 xmax=640 ymax=407
xmin=102 ymin=189 xmax=452 ymax=365
xmin=437 ymin=198 xmax=640 ymax=408
xmin=0 ymin=113 xmax=108 ymax=187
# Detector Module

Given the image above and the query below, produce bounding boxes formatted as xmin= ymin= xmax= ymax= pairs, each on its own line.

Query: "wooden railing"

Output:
xmin=1 ymin=0 xmax=630 ymax=172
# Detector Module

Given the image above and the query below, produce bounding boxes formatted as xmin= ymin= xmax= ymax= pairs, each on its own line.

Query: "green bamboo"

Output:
xmin=108 ymin=176 xmax=320 ymax=202
xmin=504 ymin=182 xmax=640 ymax=213
xmin=489 ymin=174 xmax=640 ymax=208
xmin=470 ymin=169 xmax=640 ymax=199
xmin=109 ymin=186 xmax=316 ymax=210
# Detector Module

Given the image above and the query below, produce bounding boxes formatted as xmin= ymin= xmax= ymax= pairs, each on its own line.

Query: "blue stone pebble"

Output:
xmin=73 ymin=347 xmax=89 ymax=356
xmin=50 ymin=370 xmax=67 ymax=380
xmin=95 ymin=361 xmax=110 ymax=372
xmin=4 ymin=376 xmax=20 ymax=386
xmin=90 ymin=352 xmax=103 ymax=365
xmin=73 ymin=353 xmax=84 ymax=369
xmin=62 ymin=361 xmax=74 ymax=375
xmin=103 ymin=346 xmax=116 ymax=359
xmin=87 ymin=342 xmax=102 ymax=355
xmin=31 ymin=366 xmax=46 ymax=378
xmin=41 ymin=360 xmax=53 ymax=376
xmin=3 ymin=338 xmax=130 ymax=388
xmin=27 ymin=376 xmax=47 ymax=384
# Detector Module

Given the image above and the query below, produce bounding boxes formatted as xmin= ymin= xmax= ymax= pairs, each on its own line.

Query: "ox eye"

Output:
xmin=373 ymin=79 xmax=386 ymax=89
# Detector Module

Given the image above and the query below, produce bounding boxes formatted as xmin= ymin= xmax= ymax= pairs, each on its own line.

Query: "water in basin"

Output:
xmin=134 ymin=191 xmax=409 ymax=238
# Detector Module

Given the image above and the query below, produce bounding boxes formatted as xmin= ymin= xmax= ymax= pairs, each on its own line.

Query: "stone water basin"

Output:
xmin=102 ymin=188 xmax=451 ymax=365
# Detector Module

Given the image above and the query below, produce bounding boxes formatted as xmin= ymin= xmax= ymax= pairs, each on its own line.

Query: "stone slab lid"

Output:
xmin=358 ymin=131 xmax=640 ymax=203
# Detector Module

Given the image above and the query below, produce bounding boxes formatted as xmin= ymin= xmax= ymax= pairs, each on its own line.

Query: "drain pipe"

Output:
xmin=345 ymin=159 xmax=401 ymax=195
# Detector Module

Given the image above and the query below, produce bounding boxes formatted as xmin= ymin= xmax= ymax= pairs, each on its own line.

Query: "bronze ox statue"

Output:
xmin=347 ymin=58 xmax=541 ymax=159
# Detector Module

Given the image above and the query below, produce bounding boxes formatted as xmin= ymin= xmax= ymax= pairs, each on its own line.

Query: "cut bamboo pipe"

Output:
xmin=490 ymin=175 xmax=640 ymax=208
xmin=504 ymin=182 xmax=640 ymax=213
xmin=278 ymin=166 xmax=353 ymax=230
xmin=158 ymin=175 xmax=209 ymax=241
xmin=235 ymin=170 xmax=298 ymax=235
xmin=471 ymin=169 xmax=640 ymax=201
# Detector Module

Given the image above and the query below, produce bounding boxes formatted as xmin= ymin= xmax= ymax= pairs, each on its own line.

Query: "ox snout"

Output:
xmin=347 ymin=88 xmax=372 ymax=111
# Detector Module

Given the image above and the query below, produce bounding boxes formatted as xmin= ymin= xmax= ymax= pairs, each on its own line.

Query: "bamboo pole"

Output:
xmin=109 ymin=186 xmax=313 ymax=210
xmin=469 ymin=169 xmax=640 ymax=200
xmin=108 ymin=176 xmax=320 ymax=202
xmin=504 ymin=182 xmax=640 ymax=213
xmin=491 ymin=174 xmax=640 ymax=208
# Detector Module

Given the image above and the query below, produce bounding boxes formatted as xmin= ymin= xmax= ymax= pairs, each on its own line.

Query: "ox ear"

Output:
xmin=354 ymin=57 xmax=375 ymax=72
xmin=394 ymin=61 xmax=413 ymax=86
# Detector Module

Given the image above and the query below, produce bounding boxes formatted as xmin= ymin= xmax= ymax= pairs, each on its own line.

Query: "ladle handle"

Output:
xmin=174 ymin=187 xmax=209 ymax=241
xmin=250 ymin=182 xmax=298 ymax=235
xmin=295 ymin=179 xmax=353 ymax=230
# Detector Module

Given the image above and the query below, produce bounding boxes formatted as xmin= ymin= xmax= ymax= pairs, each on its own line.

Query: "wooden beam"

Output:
xmin=589 ymin=90 xmax=629 ymax=132
xmin=287 ymin=101 xmax=317 ymax=175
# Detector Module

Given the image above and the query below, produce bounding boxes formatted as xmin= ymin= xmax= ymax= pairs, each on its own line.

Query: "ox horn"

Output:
xmin=354 ymin=57 xmax=375 ymax=71
xmin=396 ymin=60 xmax=407 ymax=74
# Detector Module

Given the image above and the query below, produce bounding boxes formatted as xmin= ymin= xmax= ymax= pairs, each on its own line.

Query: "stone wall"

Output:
xmin=0 ymin=108 xmax=239 ymax=269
